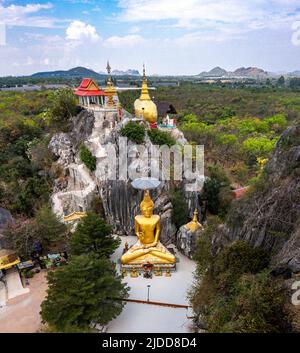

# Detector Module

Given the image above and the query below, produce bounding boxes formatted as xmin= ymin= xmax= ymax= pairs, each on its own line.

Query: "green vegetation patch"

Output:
xmin=120 ymin=121 xmax=145 ymax=144
xmin=79 ymin=144 xmax=97 ymax=172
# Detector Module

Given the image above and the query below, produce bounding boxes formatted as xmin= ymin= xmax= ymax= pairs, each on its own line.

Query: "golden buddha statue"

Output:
xmin=134 ymin=65 xmax=158 ymax=124
xmin=121 ymin=191 xmax=176 ymax=266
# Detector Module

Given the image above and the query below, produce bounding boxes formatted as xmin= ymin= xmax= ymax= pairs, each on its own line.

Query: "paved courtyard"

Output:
xmin=0 ymin=271 xmax=47 ymax=333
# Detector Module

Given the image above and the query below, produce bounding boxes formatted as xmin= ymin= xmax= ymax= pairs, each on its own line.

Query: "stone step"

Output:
xmin=6 ymin=268 xmax=29 ymax=300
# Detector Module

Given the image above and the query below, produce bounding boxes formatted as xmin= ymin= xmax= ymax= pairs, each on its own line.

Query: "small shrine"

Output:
xmin=157 ymin=102 xmax=177 ymax=129
xmin=75 ymin=78 xmax=106 ymax=107
xmin=185 ymin=209 xmax=203 ymax=232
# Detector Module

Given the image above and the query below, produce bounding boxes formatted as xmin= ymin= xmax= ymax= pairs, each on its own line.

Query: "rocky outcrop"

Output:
xmin=218 ymin=126 xmax=300 ymax=274
xmin=49 ymin=109 xmax=201 ymax=245
xmin=176 ymin=225 xmax=203 ymax=259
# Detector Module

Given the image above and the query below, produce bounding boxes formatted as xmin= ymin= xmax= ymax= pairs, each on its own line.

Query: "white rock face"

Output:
xmin=176 ymin=225 xmax=204 ymax=259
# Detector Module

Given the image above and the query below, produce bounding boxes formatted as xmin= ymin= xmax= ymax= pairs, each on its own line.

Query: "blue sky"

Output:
xmin=0 ymin=0 xmax=300 ymax=76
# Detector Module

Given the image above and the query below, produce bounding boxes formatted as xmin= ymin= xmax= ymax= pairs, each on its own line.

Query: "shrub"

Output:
xmin=120 ymin=121 xmax=145 ymax=144
xmin=242 ymin=136 xmax=278 ymax=159
xmin=148 ymin=128 xmax=176 ymax=147
xmin=79 ymin=144 xmax=97 ymax=172
xmin=190 ymin=239 xmax=291 ymax=333
xmin=48 ymin=89 xmax=77 ymax=130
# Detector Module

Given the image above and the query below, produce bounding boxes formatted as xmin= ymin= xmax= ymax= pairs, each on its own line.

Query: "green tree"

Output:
xmin=202 ymin=165 xmax=231 ymax=215
xmin=41 ymin=254 xmax=128 ymax=331
xmin=35 ymin=206 xmax=67 ymax=245
xmin=3 ymin=208 xmax=66 ymax=258
xmin=79 ymin=144 xmax=97 ymax=172
xmin=48 ymin=88 xmax=77 ymax=129
xmin=70 ymin=213 xmax=119 ymax=257
xmin=170 ymin=189 xmax=189 ymax=229
xmin=3 ymin=219 xmax=40 ymax=258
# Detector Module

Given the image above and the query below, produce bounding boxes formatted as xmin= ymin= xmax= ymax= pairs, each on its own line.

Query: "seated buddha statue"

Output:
xmin=121 ymin=191 xmax=176 ymax=266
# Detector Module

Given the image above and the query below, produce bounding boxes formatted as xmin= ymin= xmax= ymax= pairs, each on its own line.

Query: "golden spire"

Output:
xmin=106 ymin=61 xmax=111 ymax=75
xmin=105 ymin=60 xmax=117 ymax=107
xmin=185 ymin=209 xmax=203 ymax=232
xmin=139 ymin=63 xmax=151 ymax=101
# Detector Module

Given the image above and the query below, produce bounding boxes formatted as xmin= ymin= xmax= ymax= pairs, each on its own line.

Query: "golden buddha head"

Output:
xmin=140 ymin=190 xmax=154 ymax=218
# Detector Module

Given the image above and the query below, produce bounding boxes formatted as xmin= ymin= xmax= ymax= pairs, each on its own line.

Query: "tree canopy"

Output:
xmin=41 ymin=254 xmax=128 ymax=331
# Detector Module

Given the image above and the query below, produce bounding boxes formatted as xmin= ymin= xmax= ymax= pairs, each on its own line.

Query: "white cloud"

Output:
xmin=118 ymin=0 xmax=300 ymax=34
xmin=104 ymin=34 xmax=144 ymax=47
xmin=0 ymin=2 xmax=59 ymax=28
xmin=66 ymin=20 xmax=101 ymax=42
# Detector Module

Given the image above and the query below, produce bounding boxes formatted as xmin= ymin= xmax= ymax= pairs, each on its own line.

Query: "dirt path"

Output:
xmin=0 ymin=271 xmax=48 ymax=333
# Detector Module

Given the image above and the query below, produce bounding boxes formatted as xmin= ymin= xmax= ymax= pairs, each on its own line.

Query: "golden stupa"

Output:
xmin=134 ymin=65 xmax=158 ymax=123
xmin=121 ymin=191 xmax=176 ymax=266
xmin=185 ymin=209 xmax=203 ymax=232
xmin=105 ymin=61 xmax=117 ymax=107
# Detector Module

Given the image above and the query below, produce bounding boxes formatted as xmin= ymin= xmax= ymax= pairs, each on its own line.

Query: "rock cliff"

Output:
xmin=49 ymin=108 xmax=202 ymax=245
xmin=218 ymin=125 xmax=300 ymax=274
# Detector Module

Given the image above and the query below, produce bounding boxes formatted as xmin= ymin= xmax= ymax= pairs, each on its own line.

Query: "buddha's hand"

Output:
xmin=145 ymin=242 xmax=157 ymax=248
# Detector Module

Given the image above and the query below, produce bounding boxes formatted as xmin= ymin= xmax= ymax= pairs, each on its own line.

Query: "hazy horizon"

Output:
xmin=0 ymin=0 xmax=300 ymax=76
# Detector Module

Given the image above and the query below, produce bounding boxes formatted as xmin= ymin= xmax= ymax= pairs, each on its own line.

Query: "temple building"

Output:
xmin=157 ymin=102 xmax=177 ymax=129
xmin=134 ymin=65 xmax=158 ymax=126
xmin=75 ymin=78 xmax=106 ymax=107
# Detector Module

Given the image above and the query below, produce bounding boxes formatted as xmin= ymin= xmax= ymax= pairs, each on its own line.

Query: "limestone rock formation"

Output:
xmin=176 ymin=225 xmax=203 ymax=259
xmin=217 ymin=125 xmax=300 ymax=274
xmin=49 ymin=109 xmax=201 ymax=245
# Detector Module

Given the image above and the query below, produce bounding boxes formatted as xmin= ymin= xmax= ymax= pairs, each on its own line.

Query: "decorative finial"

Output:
xmin=143 ymin=63 xmax=146 ymax=77
xmin=193 ymin=209 xmax=198 ymax=222
xmin=106 ymin=61 xmax=111 ymax=75
xmin=185 ymin=208 xmax=202 ymax=232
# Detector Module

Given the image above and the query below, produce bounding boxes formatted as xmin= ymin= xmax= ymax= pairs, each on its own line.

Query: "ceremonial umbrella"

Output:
xmin=131 ymin=177 xmax=161 ymax=190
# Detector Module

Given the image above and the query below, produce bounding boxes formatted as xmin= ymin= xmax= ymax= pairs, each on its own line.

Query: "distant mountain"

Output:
xmin=198 ymin=66 xmax=227 ymax=77
xmin=197 ymin=66 xmax=269 ymax=79
xmin=288 ymin=70 xmax=300 ymax=77
xmin=111 ymin=69 xmax=140 ymax=76
xmin=232 ymin=67 xmax=268 ymax=78
xmin=31 ymin=66 xmax=141 ymax=78
xmin=31 ymin=67 xmax=102 ymax=78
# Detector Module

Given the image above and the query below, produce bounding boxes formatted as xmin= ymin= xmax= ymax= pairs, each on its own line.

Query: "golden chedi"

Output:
xmin=105 ymin=61 xmax=117 ymax=107
xmin=134 ymin=65 xmax=158 ymax=124
xmin=185 ymin=209 xmax=203 ymax=232
xmin=121 ymin=191 xmax=176 ymax=266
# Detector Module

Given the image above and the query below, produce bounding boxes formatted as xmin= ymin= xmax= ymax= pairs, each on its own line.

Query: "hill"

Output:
xmin=31 ymin=67 xmax=103 ymax=79
xmin=197 ymin=66 xmax=269 ymax=78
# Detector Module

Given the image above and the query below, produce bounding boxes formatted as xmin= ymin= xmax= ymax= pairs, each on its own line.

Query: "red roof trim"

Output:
xmin=75 ymin=90 xmax=107 ymax=96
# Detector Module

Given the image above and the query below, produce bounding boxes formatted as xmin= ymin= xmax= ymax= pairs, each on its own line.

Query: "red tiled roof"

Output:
xmin=231 ymin=186 xmax=249 ymax=199
xmin=75 ymin=78 xmax=106 ymax=96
